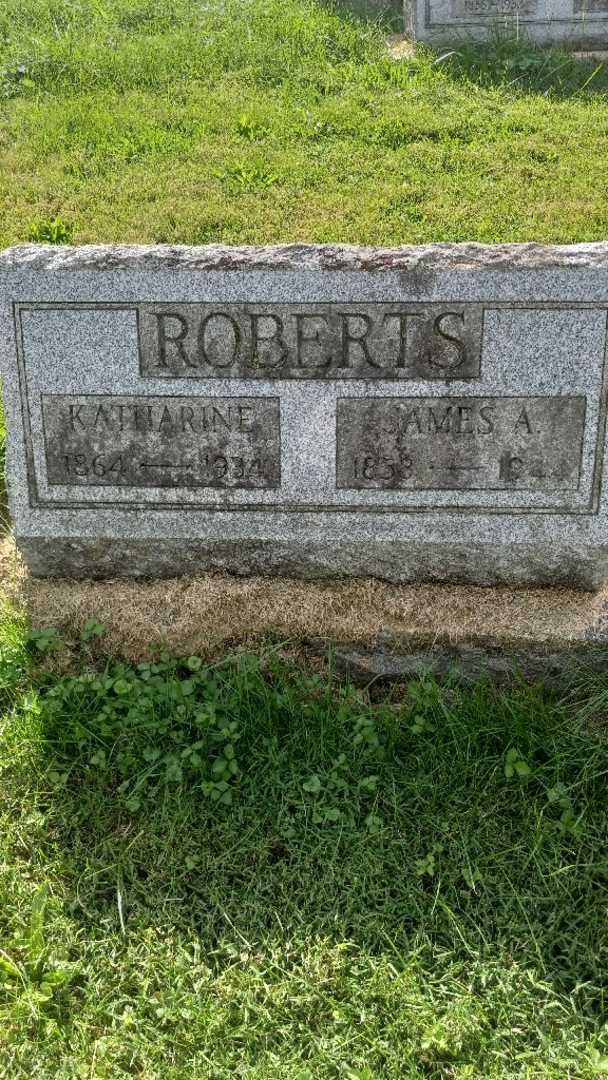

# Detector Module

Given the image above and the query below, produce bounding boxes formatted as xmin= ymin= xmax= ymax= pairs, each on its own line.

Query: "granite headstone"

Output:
xmin=405 ymin=0 xmax=608 ymax=46
xmin=2 ymin=242 xmax=608 ymax=587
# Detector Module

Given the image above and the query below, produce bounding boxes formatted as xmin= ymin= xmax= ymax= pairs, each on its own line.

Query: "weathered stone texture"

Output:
xmin=2 ymin=242 xmax=608 ymax=586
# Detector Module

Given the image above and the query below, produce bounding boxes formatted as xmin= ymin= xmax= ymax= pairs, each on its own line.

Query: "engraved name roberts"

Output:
xmin=336 ymin=396 xmax=586 ymax=491
xmin=138 ymin=303 xmax=483 ymax=380
xmin=42 ymin=395 xmax=281 ymax=489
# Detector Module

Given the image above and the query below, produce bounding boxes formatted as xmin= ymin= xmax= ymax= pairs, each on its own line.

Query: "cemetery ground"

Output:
xmin=2 ymin=0 xmax=608 ymax=1077
xmin=3 ymin=0 xmax=608 ymax=245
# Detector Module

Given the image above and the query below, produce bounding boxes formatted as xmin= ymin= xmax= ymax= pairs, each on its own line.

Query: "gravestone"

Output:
xmin=405 ymin=0 xmax=608 ymax=46
xmin=1 ymin=242 xmax=608 ymax=587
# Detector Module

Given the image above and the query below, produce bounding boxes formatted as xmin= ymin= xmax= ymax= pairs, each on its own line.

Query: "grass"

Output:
xmin=1 ymin=0 xmax=608 ymax=245
xmin=1 ymin=625 xmax=608 ymax=1078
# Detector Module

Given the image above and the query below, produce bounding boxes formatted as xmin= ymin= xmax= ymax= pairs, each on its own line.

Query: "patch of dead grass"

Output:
xmin=1 ymin=534 xmax=607 ymax=662
xmin=386 ymin=33 xmax=415 ymax=60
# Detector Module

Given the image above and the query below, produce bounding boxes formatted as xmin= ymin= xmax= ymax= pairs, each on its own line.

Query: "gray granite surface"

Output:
xmin=3 ymin=242 xmax=608 ymax=585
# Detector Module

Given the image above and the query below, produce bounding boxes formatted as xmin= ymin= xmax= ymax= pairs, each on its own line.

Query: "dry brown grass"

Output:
xmin=1 ymin=534 xmax=607 ymax=662
xmin=385 ymin=33 xmax=416 ymax=60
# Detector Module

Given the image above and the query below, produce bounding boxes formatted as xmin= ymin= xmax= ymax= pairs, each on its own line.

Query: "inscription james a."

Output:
xmin=42 ymin=395 xmax=281 ymax=489
xmin=138 ymin=303 xmax=483 ymax=380
xmin=336 ymin=396 xmax=586 ymax=491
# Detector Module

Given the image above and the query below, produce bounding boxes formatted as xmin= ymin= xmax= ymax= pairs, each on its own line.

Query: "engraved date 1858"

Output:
xmin=337 ymin=396 xmax=586 ymax=492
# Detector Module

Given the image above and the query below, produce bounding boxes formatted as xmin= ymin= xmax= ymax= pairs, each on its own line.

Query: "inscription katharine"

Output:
xmin=138 ymin=303 xmax=483 ymax=380
xmin=336 ymin=396 xmax=586 ymax=491
xmin=42 ymin=395 xmax=281 ymax=489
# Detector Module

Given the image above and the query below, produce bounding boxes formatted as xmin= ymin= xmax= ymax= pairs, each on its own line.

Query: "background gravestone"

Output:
xmin=405 ymin=0 xmax=608 ymax=46
xmin=2 ymin=242 xmax=608 ymax=587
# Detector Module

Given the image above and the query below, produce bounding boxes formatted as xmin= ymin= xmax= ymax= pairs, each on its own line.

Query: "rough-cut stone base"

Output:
xmin=17 ymin=536 xmax=608 ymax=589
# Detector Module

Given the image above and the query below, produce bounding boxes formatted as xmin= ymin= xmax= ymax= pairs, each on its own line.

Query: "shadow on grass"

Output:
xmin=427 ymin=30 xmax=608 ymax=97
xmin=327 ymin=0 xmax=405 ymax=29
xmin=22 ymin=656 xmax=608 ymax=979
